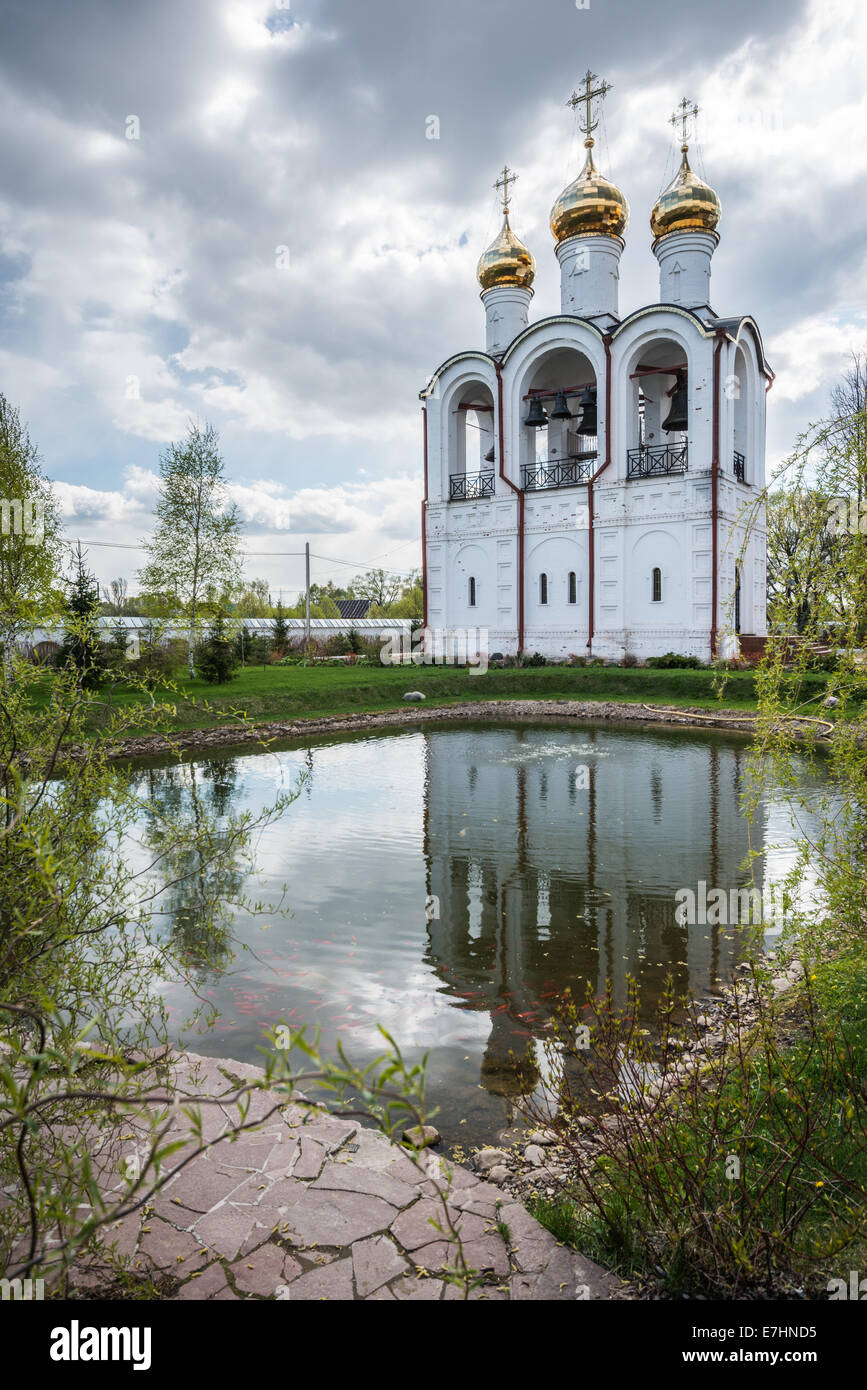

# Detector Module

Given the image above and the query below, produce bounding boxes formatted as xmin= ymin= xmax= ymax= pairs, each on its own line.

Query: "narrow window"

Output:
xmin=468 ymin=576 xmax=476 ymax=607
xmin=734 ymin=564 xmax=741 ymax=633
xmin=568 ymin=571 xmax=577 ymax=604
xmin=540 ymin=573 xmax=548 ymax=606
xmin=651 ymin=567 xmax=662 ymax=603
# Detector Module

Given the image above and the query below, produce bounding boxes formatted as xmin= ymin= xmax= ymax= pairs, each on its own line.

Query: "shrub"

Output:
xmin=195 ymin=612 xmax=240 ymax=683
xmin=646 ymin=651 xmax=703 ymax=669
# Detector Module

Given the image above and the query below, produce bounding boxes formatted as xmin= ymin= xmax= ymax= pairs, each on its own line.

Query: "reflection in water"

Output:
xmin=128 ymin=721 xmax=816 ymax=1147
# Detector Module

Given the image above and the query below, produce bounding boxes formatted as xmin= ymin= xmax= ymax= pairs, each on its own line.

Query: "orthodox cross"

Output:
xmin=494 ymin=165 xmax=518 ymax=215
xmin=670 ymin=97 xmax=699 ymax=149
xmin=567 ymin=70 xmax=612 ymax=139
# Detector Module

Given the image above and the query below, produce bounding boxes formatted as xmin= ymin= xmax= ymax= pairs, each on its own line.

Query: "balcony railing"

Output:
xmin=449 ymin=470 xmax=495 ymax=501
xmin=522 ymin=454 xmax=596 ymax=491
xmin=626 ymin=443 xmax=688 ymax=479
xmin=733 ymin=451 xmax=746 ymax=483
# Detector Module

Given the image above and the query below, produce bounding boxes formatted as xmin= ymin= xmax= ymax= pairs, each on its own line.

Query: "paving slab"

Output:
xmin=42 ymin=1050 xmax=619 ymax=1302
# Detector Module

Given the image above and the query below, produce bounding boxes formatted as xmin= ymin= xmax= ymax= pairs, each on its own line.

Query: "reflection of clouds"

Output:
xmin=493 ymin=741 xmax=612 ymax=765
xmin=349 ymin=974 xmax=491 ymax=1050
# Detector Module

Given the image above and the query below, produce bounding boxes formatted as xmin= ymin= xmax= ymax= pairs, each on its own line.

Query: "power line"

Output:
xmin=62 ymin=537 xmax=419 ymax=576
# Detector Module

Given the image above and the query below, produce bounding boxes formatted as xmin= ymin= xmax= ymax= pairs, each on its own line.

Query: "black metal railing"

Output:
xmin=521 ymin=455 xmax=596 ymax=491
xmin=733 ymin=451 xmax=746 ymax=482
xmin=626 ymin=443 xmax=688 ymax=479
xmin=449 ymin=470 xmax=495 ymax=501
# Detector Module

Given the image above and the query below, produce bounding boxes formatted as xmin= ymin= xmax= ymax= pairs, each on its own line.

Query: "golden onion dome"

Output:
xmin=550 ymin=137 xmax=629 ymax=244
xmin=651 ymin=146 xmax=721 ymax=242
xmin=476 ymin=212 xmax=536 ymax=291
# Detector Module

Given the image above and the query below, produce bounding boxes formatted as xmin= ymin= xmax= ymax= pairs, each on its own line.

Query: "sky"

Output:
xmin=1 ymin=0 xmax=866 ymax=600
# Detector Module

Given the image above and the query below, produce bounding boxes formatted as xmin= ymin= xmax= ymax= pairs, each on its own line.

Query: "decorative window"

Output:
xmin=468 ymin=576 xmax=476 ymax=607
xmin=540 ymin=573 xmax=548 ymax=605
xmin=568 ymin=571 xmax=577 ymax=604
xmin=651 ymin=567 xmax=662 ymax=603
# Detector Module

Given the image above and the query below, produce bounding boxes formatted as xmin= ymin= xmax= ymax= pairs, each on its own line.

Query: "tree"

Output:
xmin=349 ymin=568 xmax=403 ymax=609
xmin=234 ymin=577 xmax=272 ymax=617
xmin=195 ymin=610 xmax=240 ymax=684
xmin=138 ymin=421 xmax=243 ymax=677
xmin=0 ymin=393 xmax=63 ymax=675
xmin=271 ymin=600 xmax=289 ymax=656
xmin=56 ymin=543 xmax=107 ymax=688
xmin=101 ymin=577 xmax=129 ymax=616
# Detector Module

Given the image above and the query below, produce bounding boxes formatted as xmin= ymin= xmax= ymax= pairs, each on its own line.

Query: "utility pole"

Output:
xmin=304 ymin=541 xmax=311 ymax=665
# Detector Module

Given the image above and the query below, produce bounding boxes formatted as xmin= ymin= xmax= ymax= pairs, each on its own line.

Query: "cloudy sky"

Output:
xmin=1 ymin=0 xmax=865 ymax=598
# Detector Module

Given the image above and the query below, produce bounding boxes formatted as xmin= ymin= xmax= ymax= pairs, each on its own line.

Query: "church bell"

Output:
xmin=662 ymin=371 xmax=688 ymax=433
xmin=523 ymin=396 xmax=548 ymax=428
xmin=549 ymin=390 xmax=573 ymax=420
xmin=483 ymin=446 xmax=495 ymax=463
xmin=576 ymin=385 xmax=598 ymax=436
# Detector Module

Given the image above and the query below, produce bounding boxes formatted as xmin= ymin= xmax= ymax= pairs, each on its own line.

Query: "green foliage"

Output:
xmin=55 ymin=544 xmax=109 ymax=689
xmin=524 ymin=963 xmax=867 ymax=1296
xmin=195 ymin=611 xmax=240 ymax=684
xmin=0 ymin=653 xmax=300 ymax=1288
xmin=645 ymin=651 xmax=703 ymax=668
xmin=270 ymin=601 xmax=289 ymax=655
xmin=0 ymin=392 xmax=63 ymax=668
xmin=138 ymin=421 xmax=243 ymax=676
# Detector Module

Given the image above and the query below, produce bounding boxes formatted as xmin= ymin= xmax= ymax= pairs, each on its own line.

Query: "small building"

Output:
xmin=420 ymin=80 xmax=770 ymax=662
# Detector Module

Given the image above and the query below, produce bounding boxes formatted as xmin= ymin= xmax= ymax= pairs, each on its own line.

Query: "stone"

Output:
xmin=313 ymin=1162 xmax=416 ymax=1209
xmin=280 ymin=1188 xmax=398 ymax=1247
xmin=402 ymin=692 xmax=426 ymax=702
xmin=771 ymin=976 xmax=791 ymax=994
xmin=351 ymin=1234 xmax=410 ymax=1297
xmin=474 ymin=1147 xmax=510 ymax=1172
xmin=528 ymin=1129 xmax=557 ymax=1146
xmin=822 ymin=695 xmax=840 ymax=709
xmin=291 ymin=1137 xmax=327 ymax=1180
xmin=402 ymin=1124 xmax=440 ymax=1149
xmin=230 ymin=1242 xmax=300 ymax=1296
xmin=283 ymin=1257 xmax=355 ymax=1301
xmin=523 ymin=1145 xmax=546 ymax=1167
xmin=194 ymin=1205 xmax=258 ymax=1262
xmin=174 ymin=1262 xmax=229 ymax=1300
xmin=162 ymin=1160 xmax=244 ymax=1213
xmin=138 ymin=1220 xmax=208 ymax=1273
xmin=486 ymin=1166 xmax=510 ymax=1186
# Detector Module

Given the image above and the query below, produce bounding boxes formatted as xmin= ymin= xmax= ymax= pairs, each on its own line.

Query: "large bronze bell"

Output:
xmin=483 ymin=445 xmax=495 ymax=463
xmin=662 ymin=371 xmax=688 ymax=432
xmin=549 ymin=390 xmax=573 ymax=420
xmin=523 ymin=396 xmax=548 ymax=427
xmin=576 ymin=384 xmax=597 ymax=436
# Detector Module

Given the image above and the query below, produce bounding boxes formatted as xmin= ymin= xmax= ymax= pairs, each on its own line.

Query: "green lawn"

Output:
xmin=73 ymin=660 xmax=834 ymax=736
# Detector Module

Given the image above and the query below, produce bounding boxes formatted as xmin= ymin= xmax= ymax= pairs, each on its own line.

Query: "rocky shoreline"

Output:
xmin=464 ymin=950 xmax=806 ymax=1204
xmin=102 ymin=697 xmax=795 ymax=763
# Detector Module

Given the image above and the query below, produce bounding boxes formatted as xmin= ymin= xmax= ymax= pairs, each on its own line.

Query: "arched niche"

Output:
xmin=516 ymin=345 xmax=599 ymax=491
xmin=623 ymin=335 xmax=690 ymax=479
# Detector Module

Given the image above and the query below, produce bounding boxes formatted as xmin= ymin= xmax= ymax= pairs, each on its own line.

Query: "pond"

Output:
xmin=128 ymin=719 xmax=824 ymax=1149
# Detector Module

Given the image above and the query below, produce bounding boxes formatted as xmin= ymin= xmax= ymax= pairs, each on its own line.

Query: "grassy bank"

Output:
xmin=527 ymin=944 xmax=867 ymax=1298
xmin=57 ymin=661 xmax=834 ymax=736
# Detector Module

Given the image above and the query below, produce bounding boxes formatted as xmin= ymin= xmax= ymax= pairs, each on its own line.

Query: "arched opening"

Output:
xmin=539 ymin=572 xmax=548 ymax=605
xmin=568 ymin=571 xmax=577 ymax=604
xmin=520 ymin=347 xmax=598 ymax=492
xmin=449 ymin=381 xmax=495 ymax=501
xmin=732 ymin=345 xmax=750 ymax=483
xmin=627 ymin=338 xmax=689 ymax=479
xmin=651 ymin=567 xmax=662 ymax=603
xmin=468 ymin=576 xmax=477 ymax=607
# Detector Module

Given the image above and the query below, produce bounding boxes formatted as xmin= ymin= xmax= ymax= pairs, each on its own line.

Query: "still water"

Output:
xmin=128 ymin=720 xmax=822 ymax=1148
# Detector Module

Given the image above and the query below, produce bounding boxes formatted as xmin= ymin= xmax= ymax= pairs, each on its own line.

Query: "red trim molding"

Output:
xmin=710 ymin=330 xmax=725 ymax=659
xmin=495 ymin=361 xmax=524 ymax=652
xmin=586 ymin=335 xmax=614 ymax=653
xmin=421 ymin=405 xmax=429 ymax=629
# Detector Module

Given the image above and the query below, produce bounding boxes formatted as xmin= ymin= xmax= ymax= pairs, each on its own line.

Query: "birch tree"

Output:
xmin=138 ymin=421 xmax=243 ymax=676
xmin=0 ymin=393 xmax=63 ymax=676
